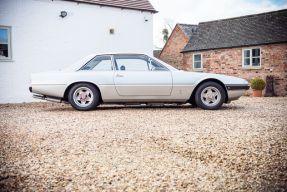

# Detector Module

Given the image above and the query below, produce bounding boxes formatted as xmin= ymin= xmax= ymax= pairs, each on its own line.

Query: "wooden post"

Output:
xmin=264 ymin=75 xmax=276 ymax=97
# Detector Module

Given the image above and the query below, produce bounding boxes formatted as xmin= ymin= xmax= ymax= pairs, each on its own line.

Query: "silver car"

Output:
xmin=29 ymin=53 xmax=249 ymax=111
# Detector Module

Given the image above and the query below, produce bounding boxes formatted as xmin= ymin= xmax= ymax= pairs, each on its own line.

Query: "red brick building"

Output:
xmin=180 ymin=9 xmax=287 ymax=96
xmin=158 ymin=24 xmax=197 ymax=69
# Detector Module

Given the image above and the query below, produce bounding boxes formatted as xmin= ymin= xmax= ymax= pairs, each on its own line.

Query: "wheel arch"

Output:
xmin=63 ymin=81 xmax=103 ymax=103
xmin=189 ymin=78 xmax=228 ymax=103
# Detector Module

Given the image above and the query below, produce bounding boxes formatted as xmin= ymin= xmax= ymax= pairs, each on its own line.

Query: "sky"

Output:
xmin=0 ymin=29 xmax=8 ymax=43
xmin=149 ymin=0 xmax=287 ymax=49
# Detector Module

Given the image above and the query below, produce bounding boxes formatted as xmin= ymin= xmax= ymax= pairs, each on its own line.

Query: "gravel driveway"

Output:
xmin=0 ymin=97 xmax=286 ymax=191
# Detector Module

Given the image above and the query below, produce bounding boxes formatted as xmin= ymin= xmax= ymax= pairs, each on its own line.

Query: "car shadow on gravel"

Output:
xmin=41 ymin=103 xmax=249 ymax=112
xmin=95 ymin=104 xmax=246 ymax=111
xmin=220 ymin=105 xmax=248 ymax=110
xmin=43 ymin=104 xmax=199 ymax=112
xmin=96 ymin=104 xmax=198 ymax=110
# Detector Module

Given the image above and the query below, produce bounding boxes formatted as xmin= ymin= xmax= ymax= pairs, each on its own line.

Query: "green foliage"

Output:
xmin=251 ymin=78 xmax=266 ymax=90
xmin=162 ymin=28 xmax=169 ymax=42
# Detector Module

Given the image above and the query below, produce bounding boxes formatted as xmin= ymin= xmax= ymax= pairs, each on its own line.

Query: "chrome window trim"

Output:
xmin=110 ymin=54 xmax=116 ymax=71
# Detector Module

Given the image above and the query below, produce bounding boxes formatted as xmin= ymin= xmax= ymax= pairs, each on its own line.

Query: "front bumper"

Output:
xmin=226 ymin=85 xmax=250 ymax=102
xmin=226 ymin=85 xmax=250 ymax=90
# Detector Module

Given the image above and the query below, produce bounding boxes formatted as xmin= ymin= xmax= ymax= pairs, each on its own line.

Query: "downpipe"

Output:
xmin=32 ymin=94 xmax=69 ymax=104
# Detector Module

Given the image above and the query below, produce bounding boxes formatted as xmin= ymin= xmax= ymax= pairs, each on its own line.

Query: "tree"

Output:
xmin=162 ymin=28 xmax=169 ymax=42
xmin=155 ymin=18 xmax=176 ymax=49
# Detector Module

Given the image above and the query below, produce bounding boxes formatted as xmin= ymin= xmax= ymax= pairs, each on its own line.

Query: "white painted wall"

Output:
xmin=0 ymin=0 xmax=154 ymax=103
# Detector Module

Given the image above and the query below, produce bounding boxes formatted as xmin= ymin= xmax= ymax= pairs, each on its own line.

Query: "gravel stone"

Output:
xmin=0 ymin=97 xmax=286 ymax=191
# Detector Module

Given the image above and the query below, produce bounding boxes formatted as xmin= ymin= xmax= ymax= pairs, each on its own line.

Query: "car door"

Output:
xmin=113 ymin=54 xmax=172 ymax=96
xmin=77 ymin=55 xmax=116 ymax=100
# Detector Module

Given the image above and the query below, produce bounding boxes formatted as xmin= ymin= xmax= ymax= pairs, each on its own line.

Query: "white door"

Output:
xmin=113 ymin=54 xmax=172 ymax=96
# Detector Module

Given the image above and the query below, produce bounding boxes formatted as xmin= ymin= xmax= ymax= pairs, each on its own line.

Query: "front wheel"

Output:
xmin=68 ymin=83 xmax=100 ymax=111
xmin=195 ymin=82 xmax=225 ymax=110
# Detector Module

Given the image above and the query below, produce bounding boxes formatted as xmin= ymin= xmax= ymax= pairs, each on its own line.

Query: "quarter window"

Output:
xmin=0 ymin=26 xmax=12 ymax=60
xmin=243 ymin=48 xmax=261 ymax=67
xmin=81 ymin=55 xmax=113 ymax=71
xmin=193 ymin=53 xmax=202 ymax=69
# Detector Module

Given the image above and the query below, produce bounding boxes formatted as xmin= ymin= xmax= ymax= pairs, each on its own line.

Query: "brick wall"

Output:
xmin=159 ymin=25 xmax=189 ymax=70
xmin=183 ymin=43 xmax=287 ymax=96
xmin=0 ymin=0 xmax=153 ymax=104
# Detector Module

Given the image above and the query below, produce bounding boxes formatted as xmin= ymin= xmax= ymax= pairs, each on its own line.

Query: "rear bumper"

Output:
xmin=32 ymin=94 xmax=69 ymax=104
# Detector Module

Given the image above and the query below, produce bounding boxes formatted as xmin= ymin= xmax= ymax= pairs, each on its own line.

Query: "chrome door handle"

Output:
xmin=116 ymin=74 xmax=124 ymax=77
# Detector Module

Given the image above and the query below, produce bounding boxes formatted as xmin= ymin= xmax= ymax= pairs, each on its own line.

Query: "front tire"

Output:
xmin=189 ymin=99 xmax=198 ymax=107
xmin=195 ymin=82 xmax=225 ymax=110
xmin=68 ymin=83 xmax=99 ymax=111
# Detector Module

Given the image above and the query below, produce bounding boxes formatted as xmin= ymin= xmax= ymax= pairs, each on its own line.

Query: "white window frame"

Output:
xmin=0 ymin=26 xmax=12 ymax=61
xmin=242 ymin=47 xmax=261 ymax=69
xmin=193 ymin=53 xmax=203 ymax=71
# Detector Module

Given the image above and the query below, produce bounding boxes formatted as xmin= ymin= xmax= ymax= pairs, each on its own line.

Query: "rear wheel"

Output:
xmin=195 ymin=82 xmax=225 ymax=110
xmin=68 ymin=83 xmax=99 ymax=111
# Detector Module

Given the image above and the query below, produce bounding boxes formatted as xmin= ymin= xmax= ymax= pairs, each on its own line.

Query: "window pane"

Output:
xmin=0 ymin=44 xmax=8 ymax=58
xmin=252 ymin=58 xmax=260 ymax=66
xmin=0 ymin=29 xmax=8 ymax=43
xmin=82 ymin=56 xmax=112 ymax=70
xmin=244 ymin=58 xmax=250 ymax=66
xmin=150 ymin=59 xmax=167 ymax=71
xmin=194 ymin=54 xmax=201 ymax=62
xmin=114 ymin=55 xmax=149 ymax=71
xmin=244 ymin=50 xmax=250 ymax=58
xmin=92 ymin=60 xmax=113 ymax=71
xmin=252 ymin=49 xmax=260 ymax=57
xmin=194 ymin=61 xmax=201 ymax=68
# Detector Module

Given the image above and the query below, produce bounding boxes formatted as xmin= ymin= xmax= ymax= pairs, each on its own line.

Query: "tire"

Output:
xmin=189 ymin=99 xmax=198 ymax=107
xmin=195 ymin=82 xmax=225 ymax=110
xmin=68 ymin=83 xmax=100 ymax=111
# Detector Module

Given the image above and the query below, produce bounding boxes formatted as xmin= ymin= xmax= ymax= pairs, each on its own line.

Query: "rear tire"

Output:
xmin=68 ymin=83 xmax=99 ymax=111
xmin=195 ymin=82 xmax=225 ymax=110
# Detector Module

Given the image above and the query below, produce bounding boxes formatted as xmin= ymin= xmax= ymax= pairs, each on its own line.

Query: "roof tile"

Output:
xmin=177 ymin=24 xmax=197 ymax=39
xmin=182 ymin=9 xmax=287 ymax=52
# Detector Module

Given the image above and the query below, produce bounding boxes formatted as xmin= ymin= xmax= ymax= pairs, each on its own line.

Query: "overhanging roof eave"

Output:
xmin=180 ymin=41 xmax=287 ymax=53
xmin=60 ymin=0 xmax=158 ymax=13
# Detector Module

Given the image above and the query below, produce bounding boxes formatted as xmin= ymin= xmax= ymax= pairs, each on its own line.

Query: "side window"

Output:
xmin=0 ymin=26 xmax=12 ymax=60
xmin=81 ymin=55 xmax=113 ymax=71
xmin=149 ymin=58 xmax=167 ymax=71
xmin=114 ymin=55 xmax=149 ymax=71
